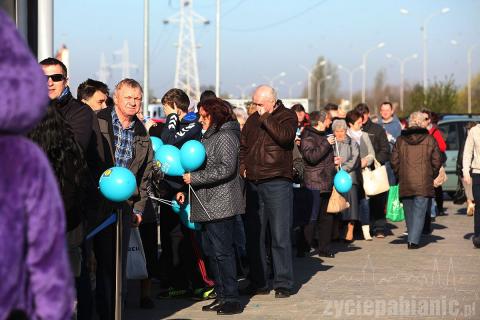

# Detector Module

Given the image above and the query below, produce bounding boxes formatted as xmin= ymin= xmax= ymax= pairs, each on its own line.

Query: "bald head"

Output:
xmin=252 ymin=85 xmax=277 ymax=114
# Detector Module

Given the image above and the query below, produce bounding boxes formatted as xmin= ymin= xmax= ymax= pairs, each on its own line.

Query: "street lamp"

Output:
xmin=317 ymin=75 xmax=331 ymax=108
xmin=236 ymin=83 xmax=257 ymax=99
xmin=386 ymin=53 xmax=418 ymax=111
xmin=280 ymin=80 xmax=303 ymax=99
xmin=451 ymin=40 xmax=479 ymax=114
xmin=299 ymin=59 xmax=326 ymax=101
xmin=362 ymin=42 xmax=385 ymax=103
xmin=338 ymin=64 xmax=364 ymax=109
xmin=401 ymin=7 xmax=450 ymax=94
xmin=263 ymin=71 xmax=286 ymax=87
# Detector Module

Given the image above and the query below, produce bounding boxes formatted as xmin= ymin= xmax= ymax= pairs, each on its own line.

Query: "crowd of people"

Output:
xmin=2 ymin=10 xmax=479 ymax=320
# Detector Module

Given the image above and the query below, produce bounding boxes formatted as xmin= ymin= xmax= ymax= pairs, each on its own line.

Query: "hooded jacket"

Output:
xmin=240 ymin=100 xmax=297 ymax=181
xmin=190 ymin=121 xmax=245 ymax=222
xmin=391 ymin=127 xmax=442 ymax=198
xmin=0 ymin=10 xmax=73 ymax=320
xmin=300 ymin=126 xmax=335 ymax=192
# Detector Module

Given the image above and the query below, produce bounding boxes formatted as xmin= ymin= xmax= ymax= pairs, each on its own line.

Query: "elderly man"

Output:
xmin=94 ymin=78 xmax=153 ymax=319
xmin=240 ymin=85 xmax=297 ymax=298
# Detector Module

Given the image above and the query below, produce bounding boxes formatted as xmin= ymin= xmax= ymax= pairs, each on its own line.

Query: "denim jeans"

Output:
xmin=359 ymin=198 xmax=370 ymax=225
xmin=202 ymin=216 xmax=239 ymax=302
xmin=401 ymin=196 xmax=429 ymax=245
xmin=245 ymin=179 xmax=294 ymax=290
xmin=472 ymin=174 xmax=480 ymax=237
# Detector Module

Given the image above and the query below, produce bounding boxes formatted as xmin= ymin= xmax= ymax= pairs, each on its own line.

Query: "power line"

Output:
xmin=223 ymin=0 xmax=328 ymax=32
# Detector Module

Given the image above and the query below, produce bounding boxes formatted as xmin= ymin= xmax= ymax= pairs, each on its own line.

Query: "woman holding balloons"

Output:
xmin=177 ymin=97 xmax=245 ymax=315
xmin=332 ymin=119 xmax=360 ymax=242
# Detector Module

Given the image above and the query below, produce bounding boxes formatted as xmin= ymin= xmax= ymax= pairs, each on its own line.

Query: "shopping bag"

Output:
xmin=126 ymin=227 xmax=148 ymax=280
xmin=452 ymin=179 xmax=467 ymax=205
xmin=327 ymin=187 xmax=350 ymax=214
xmin=386 ymin=185 xmax=405 ymax=222
xmin=362 ymin=159 xmax=390 ymax=196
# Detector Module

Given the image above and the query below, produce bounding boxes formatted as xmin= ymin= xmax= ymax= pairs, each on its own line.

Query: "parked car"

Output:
xmin=438 ymin=115 xmax=480 ymax=197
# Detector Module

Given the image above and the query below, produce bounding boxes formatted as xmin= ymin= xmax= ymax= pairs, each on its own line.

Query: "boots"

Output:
xmin=362 ymin=225 xmax=372 ymax=241
xmin=345 ymin=222 xmax=354 ymax=241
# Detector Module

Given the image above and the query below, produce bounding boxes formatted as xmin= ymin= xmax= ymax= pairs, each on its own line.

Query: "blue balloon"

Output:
xmin=99 ymin=167 xmax=136 ymax=202
xmin=154 ymin=144 xmax=185 ymax=176
xmin=334 ymin=169 xmax=353 ymax=193
xmin=150 ymin=137 xmax=163 ymax=153
xmin=171 ymin=199 xmax=181 ymax=214
xmin=180 ymin=140 xmax=206 ymax=172
xmin=179 ymin=204 xmax=200 ymax=230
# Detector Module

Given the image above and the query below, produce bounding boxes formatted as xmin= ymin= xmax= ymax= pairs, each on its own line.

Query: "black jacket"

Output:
xmin=362 ymin=118 xmax=390 ymax=165
xmin=52 ymin=88 xmax=94 ymax=151
xmin=161 ymin=113 xmax=202 ymax=148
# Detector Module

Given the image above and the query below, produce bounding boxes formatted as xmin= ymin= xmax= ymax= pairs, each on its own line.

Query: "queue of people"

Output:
xmin=3 ymin=10 xmax=479 ymax=319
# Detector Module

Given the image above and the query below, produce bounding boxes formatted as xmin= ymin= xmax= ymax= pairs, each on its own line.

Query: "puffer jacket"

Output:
xmin=391 ymin=127 xmax=442 ymax=198
xmin=300 ymin=126 xmax=335 ymax=192
xmin=240 ymin=100 xmax=297 ymax=181
xmin=190 ymin=121 xmax=245 ymax=222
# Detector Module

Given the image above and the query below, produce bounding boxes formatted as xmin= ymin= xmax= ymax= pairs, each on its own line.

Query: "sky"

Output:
xmin=54 ymin=0 xmax=480 ymax=101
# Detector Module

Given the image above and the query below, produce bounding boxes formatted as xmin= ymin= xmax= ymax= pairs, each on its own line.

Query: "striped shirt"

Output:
xmin=112 ymin=109 xmax=135 ymax=168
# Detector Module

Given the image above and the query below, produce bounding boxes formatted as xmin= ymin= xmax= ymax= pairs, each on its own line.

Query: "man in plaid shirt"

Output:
xmin=94 ymin=78 xmax=153 ymax=319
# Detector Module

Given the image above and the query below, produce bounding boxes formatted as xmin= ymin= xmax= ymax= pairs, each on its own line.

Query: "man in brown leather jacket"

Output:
xmin=240 ymin=85 xmax=297 ymax=298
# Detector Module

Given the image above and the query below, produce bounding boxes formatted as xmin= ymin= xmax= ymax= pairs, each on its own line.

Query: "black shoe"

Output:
xmin=240 ymin=284 xmax=270 ymax=296
xmin=202 ymin=299 xmax=224 ymax=312
xmin=274 ymin=288 xmax=292 ymax=298
xmin=422 ymin=229 xmax=432 ymax=235
xmin=408 ymin=242 xmax=420 ymax=249
xmin=318 ymin=250 xmax=335 ymax=258
xmin=217 ymin=301 xmax=243 ymax=315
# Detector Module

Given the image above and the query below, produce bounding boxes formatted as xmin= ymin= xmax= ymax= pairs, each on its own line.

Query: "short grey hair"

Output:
xmin=233 ymin=108 xmax=248 ymax=122
xmin=408 ymin=111 xmax=427 ymax=128
xmin=254 ymin=84 xmax=277 ymax=101
xmin=332 ymin=119 xmax=347 ymax=131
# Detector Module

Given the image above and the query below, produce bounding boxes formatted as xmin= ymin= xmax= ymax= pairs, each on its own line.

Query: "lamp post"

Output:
xmin=236 ymin=83 xmax=257 ymax=99
xmin=362 ymin=42 xmax=385 ymax=102
xmin=316 ymin=75 xmax=331 ymax=108
xmin=385 ymin=53 xmax=418 ymax=112
xmin=280 ymin=80 xmax=303 ymax=98
xmin=299 ymin=59 xmax=327 ymax=101
xmin=338 ymin=65 xmax=364 ymax=110
xmin=263 ymin=71 xmax=286 ymax=87
xmin=451 ymin=40 xmax=478 ymax=114
xmin=401 ymin=7 xmax=450 ymax=94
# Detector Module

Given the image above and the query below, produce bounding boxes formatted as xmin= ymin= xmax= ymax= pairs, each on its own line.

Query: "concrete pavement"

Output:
xmin=125 ymin=201 xmax=479 ymax=319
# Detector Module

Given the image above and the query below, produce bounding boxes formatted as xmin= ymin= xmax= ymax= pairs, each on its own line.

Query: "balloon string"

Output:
xmin=334 ymin=139 xmax=342 ymax=171
xmin=189 ymin=184 xmax=212 ymax=220
xmin=149 ymin=195 xmax=175 ymax=207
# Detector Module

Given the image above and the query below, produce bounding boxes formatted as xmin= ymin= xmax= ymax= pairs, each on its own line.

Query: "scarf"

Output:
xmin=348 ymin=128 xmax=363 ymax=145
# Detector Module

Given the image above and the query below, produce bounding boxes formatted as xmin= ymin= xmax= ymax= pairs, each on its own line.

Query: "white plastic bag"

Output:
xmin=126 ymin=227 xmax=148 ymax=280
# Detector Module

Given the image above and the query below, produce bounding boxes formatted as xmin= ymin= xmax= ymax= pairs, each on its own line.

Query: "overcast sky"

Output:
xmin=54 ymin=0 xmax=480 ymax=101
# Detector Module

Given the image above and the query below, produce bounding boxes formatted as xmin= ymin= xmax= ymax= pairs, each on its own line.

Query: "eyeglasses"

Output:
xmin=46 ymin=74 xmax=65 ymax=82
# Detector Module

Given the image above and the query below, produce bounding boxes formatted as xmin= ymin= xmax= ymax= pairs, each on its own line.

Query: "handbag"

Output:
xmin=386 ymin=185 xmax=405 ymax=222
xmin=327 ymin=187 xmax=350 ymax=213
xmin=362 ymin=159 xmax=390 ymax=196
xmin=126 ymin=227 xmax=148 ymax=280
xmin=433 ymin=167 xmax=448 ymax=188
xmin=453 ymin=179 xmax=467 ymax=205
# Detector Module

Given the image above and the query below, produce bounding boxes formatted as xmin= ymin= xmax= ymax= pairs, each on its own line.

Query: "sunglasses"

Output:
xmin=46 ymin=74 xmax=65 ymax=82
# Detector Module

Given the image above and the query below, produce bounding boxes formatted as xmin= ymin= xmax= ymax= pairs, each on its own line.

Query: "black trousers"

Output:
xmin=316 ymin=192 xmax=333 ymax=252
xmin=370 ymin=191 xmax=388 ymax=233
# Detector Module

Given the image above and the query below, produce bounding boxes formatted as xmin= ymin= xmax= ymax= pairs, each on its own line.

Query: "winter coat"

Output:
xmin=300 ymin=126 xmax=335 ymax=192
xmin=362 ymin=118 xmax=391 ymax=165
xmin=96 ymin=106 xmax=153 ymax=218
xmin=240 ymin=100 xmax=297 ymax=181
xmin=334 ymin=136 xmax=360 ymax=184
xmin=0 ymin=11 xmax=74 ymax=319
xmin=391 ymin=127 xmax=442 ymax=198
xmin=190 ymin=121 xmax=245 ymax=222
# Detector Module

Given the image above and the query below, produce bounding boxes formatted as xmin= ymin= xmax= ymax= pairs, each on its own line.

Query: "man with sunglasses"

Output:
xmin=40 ymin=58 xmax=94 ymax=151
